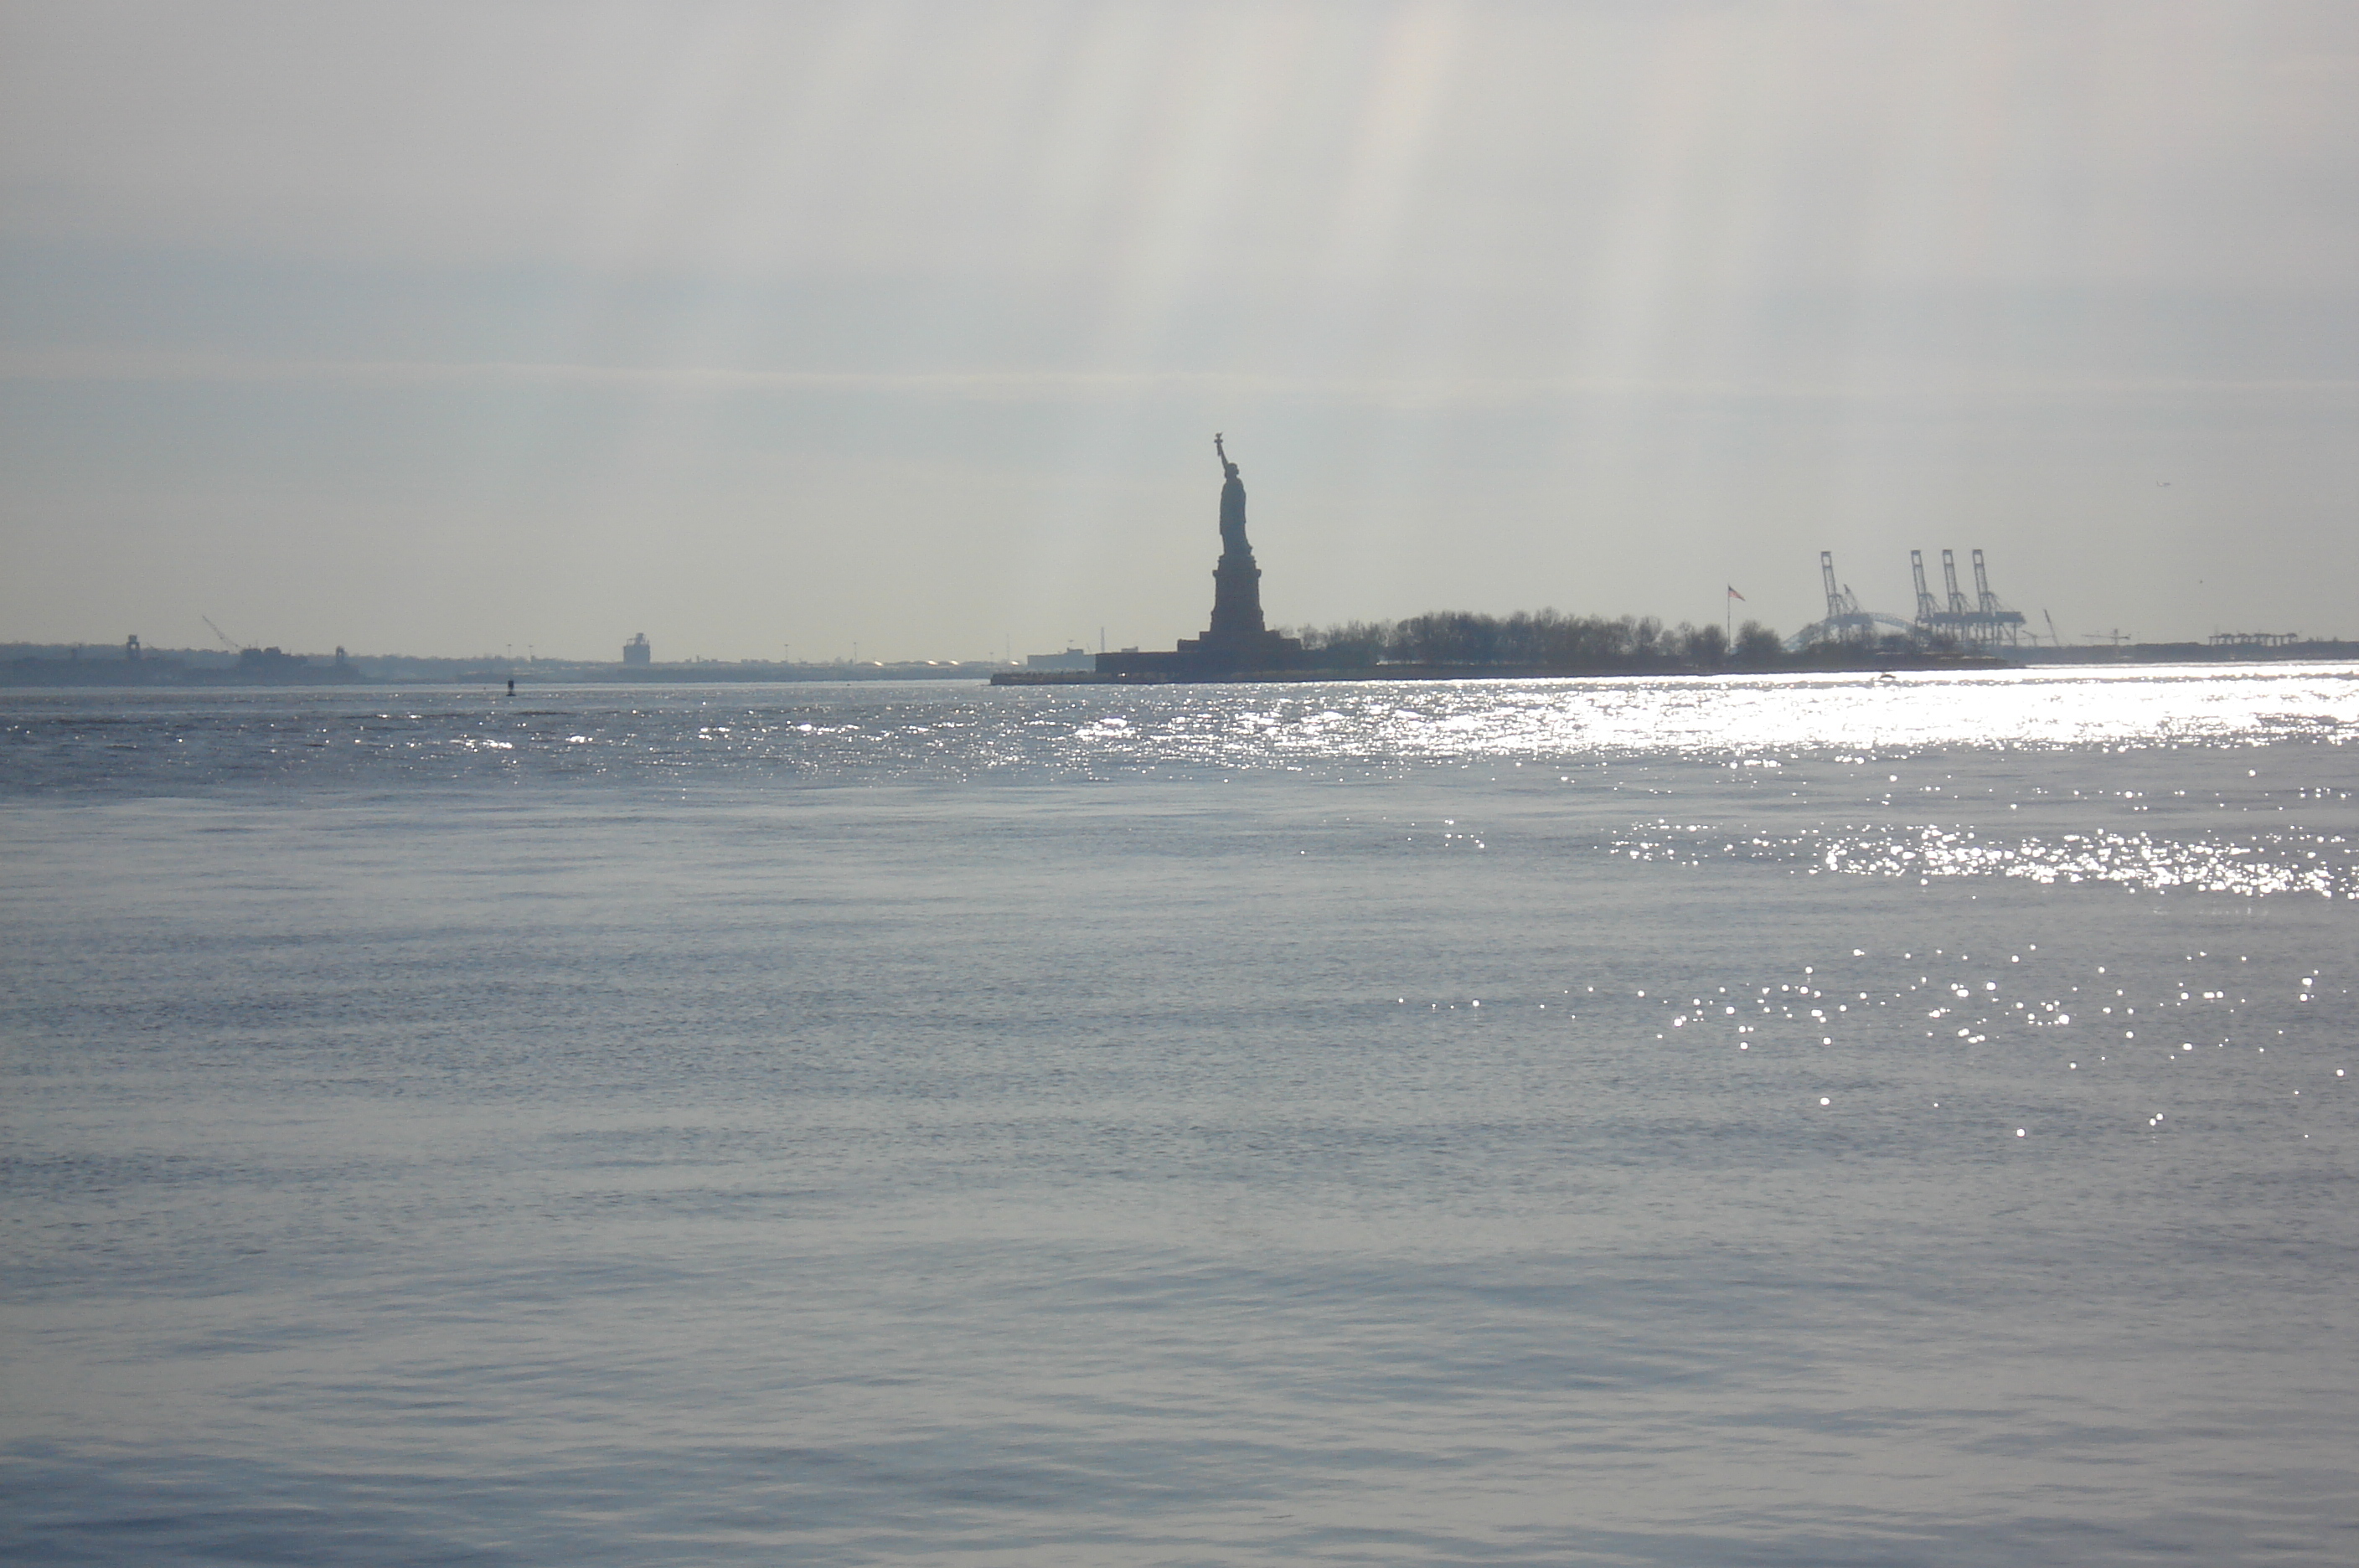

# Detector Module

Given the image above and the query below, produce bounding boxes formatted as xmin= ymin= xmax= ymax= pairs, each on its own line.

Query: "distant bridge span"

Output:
xmin=1785 ymin=612 xmax=1919 ymax=652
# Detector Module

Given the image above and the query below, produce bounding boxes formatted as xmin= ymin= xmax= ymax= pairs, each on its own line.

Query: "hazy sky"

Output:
xmin=4 ymin=0 xmax=2354 ymax=660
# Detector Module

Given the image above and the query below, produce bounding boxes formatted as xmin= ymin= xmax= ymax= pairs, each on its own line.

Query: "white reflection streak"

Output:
xmin=1198 ymin=670 xmax=2359 ymax=759
xmin=1616 ymin=821 xmax=2356 ymax=901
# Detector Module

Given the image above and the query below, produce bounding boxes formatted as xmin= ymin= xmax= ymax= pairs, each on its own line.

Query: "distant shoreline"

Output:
xmin=0 ymin=659 xmax=1002 ymax=689
xmin=8 ymin=641 xmax=2356 ymax=691
xmin=994 ymin=642 xmax=2359 ymax=687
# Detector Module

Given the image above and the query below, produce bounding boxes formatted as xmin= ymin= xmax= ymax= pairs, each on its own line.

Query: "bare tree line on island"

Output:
xmin=1277 ymin=610 xmax=1788 ymax=671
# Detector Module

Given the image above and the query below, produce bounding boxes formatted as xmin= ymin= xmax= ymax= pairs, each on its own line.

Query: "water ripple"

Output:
xmin=1613 ymin=820 xmax=2358 ymax=900
xmin=4 ymin=665 xmax=2356 ymax=796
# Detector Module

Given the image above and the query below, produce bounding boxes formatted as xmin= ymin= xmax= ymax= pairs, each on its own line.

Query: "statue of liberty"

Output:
xmin=1066 ymin=432 xmax=1299 ymax=673
xmin=1215 ymin=432 xmax=1251 ymax=558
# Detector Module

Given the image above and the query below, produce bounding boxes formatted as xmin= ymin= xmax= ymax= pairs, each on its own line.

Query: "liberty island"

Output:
xmin=991 ymin=437 xmax=1993 ymax=686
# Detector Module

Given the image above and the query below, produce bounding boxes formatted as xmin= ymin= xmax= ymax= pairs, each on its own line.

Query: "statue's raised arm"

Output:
xmin=1215 ymin=432 xmax=1235 ymax=477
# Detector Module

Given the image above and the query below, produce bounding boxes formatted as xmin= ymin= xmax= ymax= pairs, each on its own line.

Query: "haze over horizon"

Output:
xmin=4 ymin=0 xmax=2354 ymax=662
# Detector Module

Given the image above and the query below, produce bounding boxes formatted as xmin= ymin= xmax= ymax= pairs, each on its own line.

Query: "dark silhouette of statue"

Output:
xmin=1204 ymin=431 xmax=1271 ymax=647
xmin=1216 ymin=432 xmax=1250 ymax=557
xmin=1087 ymin=435 xmax=1302 ymax=677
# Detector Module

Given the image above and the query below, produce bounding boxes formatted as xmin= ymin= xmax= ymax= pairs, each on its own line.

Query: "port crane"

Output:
xmin=1941 ymin=549 xmax=1970 ymax=617
xmin=1908 ymin=549 xmax=2026 ymax=647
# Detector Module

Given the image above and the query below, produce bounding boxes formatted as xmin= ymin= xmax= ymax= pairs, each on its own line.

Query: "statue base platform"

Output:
xmin=1095 ymin=629 xmax=1301 ymax=678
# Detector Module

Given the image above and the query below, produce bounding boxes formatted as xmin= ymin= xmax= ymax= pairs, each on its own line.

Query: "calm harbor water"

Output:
xmin=3 ymin=668 xmax=2355 ymax=1565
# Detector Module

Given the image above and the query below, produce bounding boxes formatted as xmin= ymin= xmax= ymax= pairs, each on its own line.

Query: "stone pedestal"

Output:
xmin=1207 ymin=554 xmax=1266 ymax=641
xmin=1163 ymin=550 xmax=1298 ymax=669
